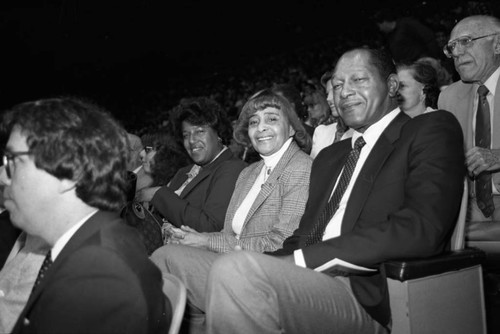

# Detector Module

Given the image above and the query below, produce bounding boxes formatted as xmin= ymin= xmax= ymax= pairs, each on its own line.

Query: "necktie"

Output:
xmin=32 ymin=250 xmax=53 ymax=291
xmin=475 ymin=85 xmax=494 ymax=217
xmin=305 ymin=137 xmax=366 ymax=246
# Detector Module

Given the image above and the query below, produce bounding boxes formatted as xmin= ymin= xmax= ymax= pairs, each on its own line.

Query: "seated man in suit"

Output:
xmin=203 ymin=48 xmax=465 ymax=333
xmin=0 ymin=97 xmax=170 ymax=334
xmin=438 ymin=15 xmax=500 ymax=223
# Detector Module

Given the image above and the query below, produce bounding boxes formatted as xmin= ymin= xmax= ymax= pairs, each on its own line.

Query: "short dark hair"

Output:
xmin=398 ymin=61 xmax=440 ymax=109
xmin=343 ymin=47 xmax=397 ymax=81
xmin=371 ymin=8 xmax=398 ymax=23
xmin=1 ymin=97 xmax=129 ymax=211
xmin=172 ymin=97 xmax=232 ymax=146
xmin=233 ymin=89 xmax=311 ymax=153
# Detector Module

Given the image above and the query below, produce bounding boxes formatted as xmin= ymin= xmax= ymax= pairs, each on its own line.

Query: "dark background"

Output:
xmin=0 ymin=1 xmax=396 ymax=107
xmin=0 ymin=0 xmax=496 ymax=129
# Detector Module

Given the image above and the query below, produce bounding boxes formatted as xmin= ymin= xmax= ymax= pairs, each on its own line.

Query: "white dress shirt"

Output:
xmin=294 ymin=108 xmax=401 ymax=267
xmin=231 ymin=138 xmax=293 ymax=236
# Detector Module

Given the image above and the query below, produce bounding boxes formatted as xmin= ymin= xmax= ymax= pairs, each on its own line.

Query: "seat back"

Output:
xmin=162 ymin=273 xmax=187 ymax=334
xmin=386 ymin=179 xmax=487 ymax=334
xmin=450 ymin=179 xmax=468 ymax=251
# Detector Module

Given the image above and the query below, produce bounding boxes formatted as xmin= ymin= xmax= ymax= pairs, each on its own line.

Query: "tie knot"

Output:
xmin=478 ymin=85 xmax=489 ymax=98
xmin=354 ymin=137 xmax=366 ymax=151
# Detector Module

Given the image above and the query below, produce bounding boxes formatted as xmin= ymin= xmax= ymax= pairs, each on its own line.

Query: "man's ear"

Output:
xmin=494 ymin=34 xmax=500 ymax=55
xmin=289 ymin=125 xmax=296 ymax=137
xmin=387 ymin=73 xmax=400 ymax=98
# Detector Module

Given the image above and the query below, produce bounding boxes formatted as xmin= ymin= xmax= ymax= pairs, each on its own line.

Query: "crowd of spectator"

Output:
xmin=117 ymin=0 xmax=498 ymax=138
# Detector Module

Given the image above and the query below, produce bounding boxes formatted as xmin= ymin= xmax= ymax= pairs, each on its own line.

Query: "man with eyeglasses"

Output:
xmin=438 ymin=16 xmax=500 ymax=306
xmin=0 ymin=97 xmax=170 ymax=334
xmin=439 ymin=15 xmax=500 ymax=223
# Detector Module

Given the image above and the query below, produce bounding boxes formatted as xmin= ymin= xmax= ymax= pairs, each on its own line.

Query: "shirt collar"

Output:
xmin=195 ymin=146 xmax=228 ymax=171
xmin=351 ymin=108 xmax=401 ymax=149
xmin=261 ymin=137 xmax=293 ymax=171
xmin=51 ymin=210 xmax=98 ymax=261
xmin=483 ymin=65 xmax=500 ymax=96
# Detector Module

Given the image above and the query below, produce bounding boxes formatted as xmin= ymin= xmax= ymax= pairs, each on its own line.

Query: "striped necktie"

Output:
xmin=305 ymin=137 xmax=366 ymax=246
xmin=475 ymin=85 xmax=494 ymax=217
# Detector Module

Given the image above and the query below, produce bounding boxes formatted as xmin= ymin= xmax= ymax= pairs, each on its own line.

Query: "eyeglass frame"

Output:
xmin=143 ymin=145 xmax=162 ymax=154
xmin=2 ymin=150 xmax=32 ymax=179
xmin=443 ymin=33 xmax=500 ymax=58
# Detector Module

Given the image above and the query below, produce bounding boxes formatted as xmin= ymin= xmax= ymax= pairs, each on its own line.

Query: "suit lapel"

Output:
xmin=168 ymin=165 xmax=191 ymax=190
xmin=493 ymin=77 xmax=500 ymax=149
xmin=465 ymin=83 xmax=478 ymax=150
xmin=342 ymin=113 xmax=409 ymax=233
xmin=313 ymin=140 xmax=352 ymax=216
xmin=179 ymin=149 xmax=233 ymax=198
xmin=223 ymin=161 xmax=263 ymax=227
xmin=243 ymin=142 xmax=300 ymax=225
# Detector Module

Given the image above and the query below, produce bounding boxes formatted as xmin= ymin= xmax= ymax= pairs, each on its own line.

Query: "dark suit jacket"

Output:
xmin=271 ymin=110 xmax=465 ymax=327
xmin=12 ymin=211 xmax=170 ymax=334
xmin=151 ymin=149 xmax=247 ymax=232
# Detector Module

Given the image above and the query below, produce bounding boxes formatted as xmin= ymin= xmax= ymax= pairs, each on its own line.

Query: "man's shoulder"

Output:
xmin=440 ymin=80 xmax=474 ymax=101
xmin=67 ymin=211 xmax=150 ymax=267
xmin=405 ymin=110 xmax=460 ymax=131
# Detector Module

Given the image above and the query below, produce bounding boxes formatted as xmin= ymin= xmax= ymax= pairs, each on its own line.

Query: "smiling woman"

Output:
xmin=140 ymin=97 xmax=247 ymax=234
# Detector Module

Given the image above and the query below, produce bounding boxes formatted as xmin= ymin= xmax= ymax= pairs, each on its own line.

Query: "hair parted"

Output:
xmin=233 ymin=89 xmax=312 ymax=153
xmin=398 ymin=61 xmax=440 ymax=108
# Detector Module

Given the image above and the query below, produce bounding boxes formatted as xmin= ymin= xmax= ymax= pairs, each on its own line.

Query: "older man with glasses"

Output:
xmin=439 ymin=15 xmax=500 ymax=223
xmin=438 ymin=15 xmax=500 ymax=317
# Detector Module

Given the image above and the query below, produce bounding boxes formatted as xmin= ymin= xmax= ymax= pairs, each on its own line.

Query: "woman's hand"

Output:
xmin=170 ymin=225 xmax=210 ymax=249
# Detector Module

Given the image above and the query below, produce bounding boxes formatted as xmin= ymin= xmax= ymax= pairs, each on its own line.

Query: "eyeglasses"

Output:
xmin=443 ymin=33 xmax=499 ymax=58
xmin=143 ymin=146 xmax=156 ymax=154
xmin=2 ymin=151 xmax=32 ymax=179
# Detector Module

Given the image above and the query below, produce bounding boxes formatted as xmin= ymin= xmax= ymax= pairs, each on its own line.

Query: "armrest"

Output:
xmin=384 ymin=248 xmax=486 ymax=282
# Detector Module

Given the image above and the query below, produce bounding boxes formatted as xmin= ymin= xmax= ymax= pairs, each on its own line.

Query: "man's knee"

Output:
xmin=150 ymin=244 xmax=184 ymax=272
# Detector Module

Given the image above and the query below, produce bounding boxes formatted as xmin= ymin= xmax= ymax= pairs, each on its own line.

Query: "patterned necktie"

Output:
xmin=475 ymin=85 xmax=494 ymax=217
xmin=32 ymin=250 xmax=53 ymax=291
xmin=305 ymin=136 xmax=366 ymax=246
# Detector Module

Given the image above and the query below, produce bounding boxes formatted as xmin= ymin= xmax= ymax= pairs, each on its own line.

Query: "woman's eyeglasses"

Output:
xmin=143 ymin=146 xmax=159 ymax=154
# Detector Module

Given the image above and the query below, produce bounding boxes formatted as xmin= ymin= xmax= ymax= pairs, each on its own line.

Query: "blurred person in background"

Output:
xmin=373 ymin=8 xmax=442 ymax=63
xmin=397 ymin=61 xmax=440 ymax=118
xmin=271 ymin=83 xmax=313 ymax=152
xmin=310 ymin=71 xmax=353 ymax=159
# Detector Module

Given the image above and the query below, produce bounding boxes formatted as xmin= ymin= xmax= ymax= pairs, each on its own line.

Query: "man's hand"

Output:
xmin=466 ymin=147 xmax=500 ymax=177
